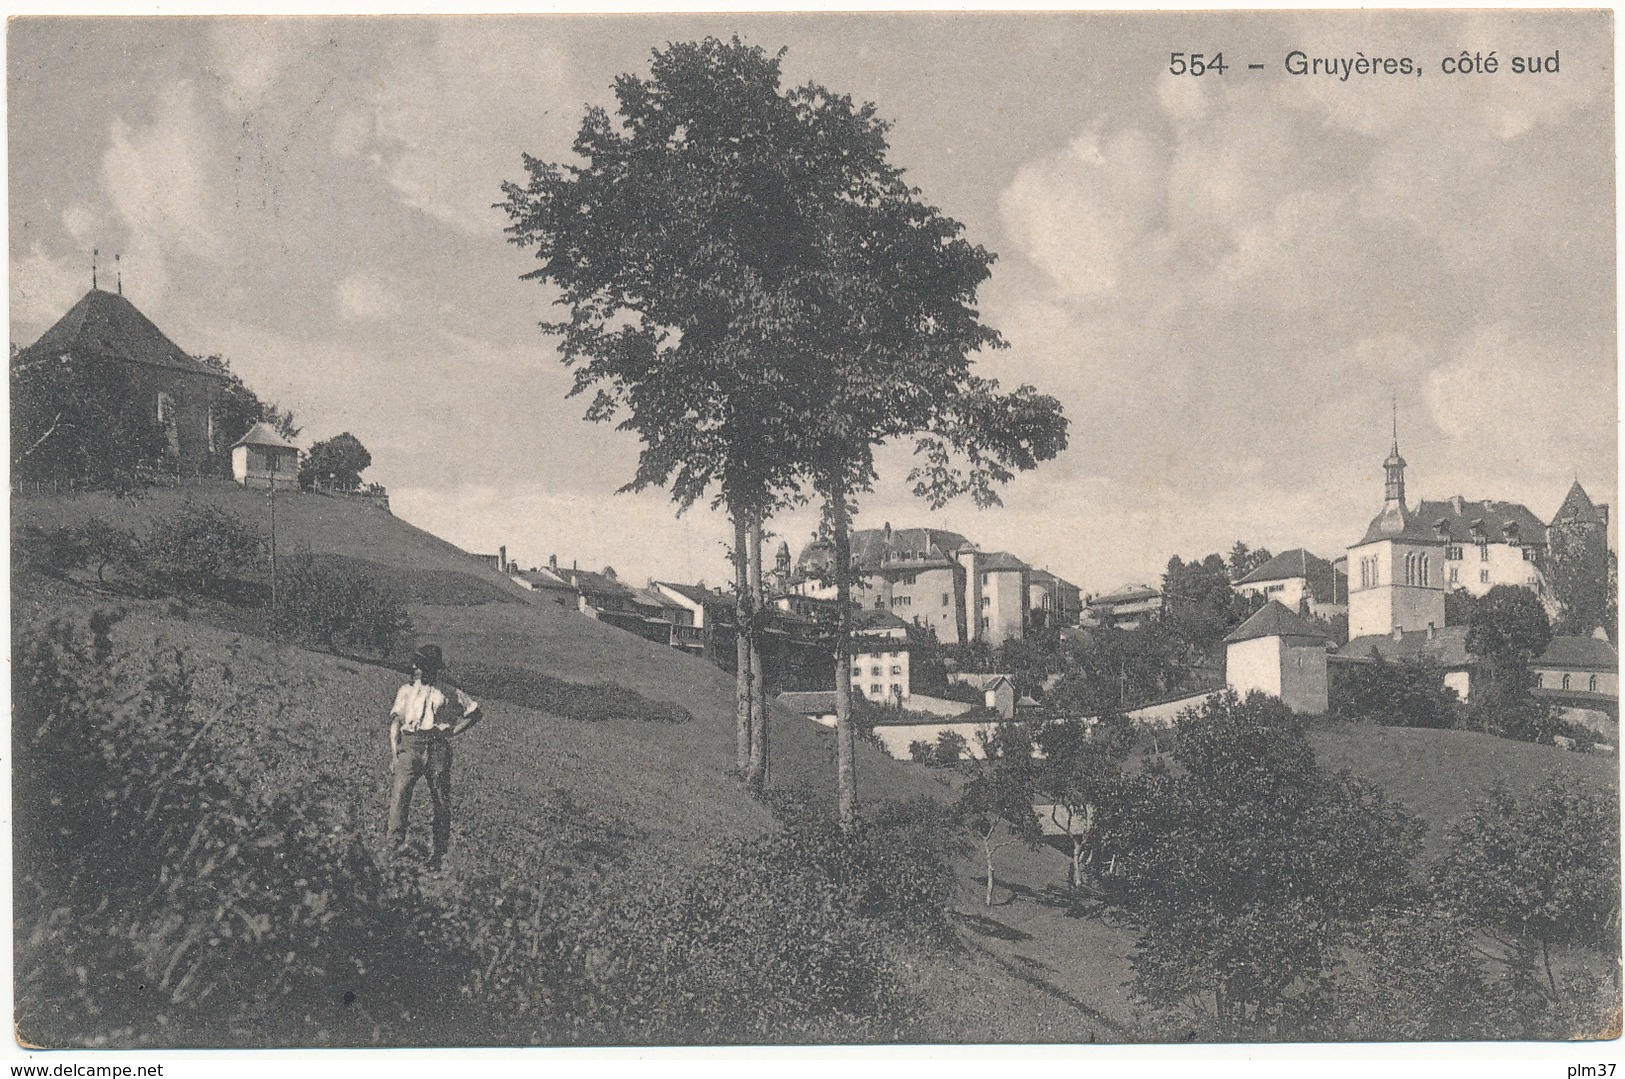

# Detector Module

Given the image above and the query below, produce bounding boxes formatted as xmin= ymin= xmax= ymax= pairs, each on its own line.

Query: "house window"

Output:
xmin=942 ymin=593 xmax=950 ymax=606
xmin=1479 ymin=569 xmax=1490 ymax=584
xmin=870 ymin=684 xmax=881 ymax=696
xmin=1590 ymin=675 xmax=1599 ymax=692
xmin=1420 ymin=556 xmax=1430 ymax=587
xmin=889 ymin=651 xmax=899 ymax=658
xmin=871 ymin=666 xmax=881 ymax=676
xmin=1265 ymin=583 xmax=1285 ymax=595
xmin=1449 ymin=567 xmax=1459 ymax=585
xmin=899 ymin=573 xmax=916 ymax=585
xmin=980 ymin=616 xmax=989 ymax=630
xmin=980 ymin=596 xmax=990 ymax=609
xmin=1446 ymin=546 xmax=1463 ymax=560
xmin=1522 ymin=548 xmax=1537 ymax=562
xmin=890 ymin=666 xmax=902 ymax=676
xmin=891 ymin=596 xmax=912 ymax=609
xmin=1479 ymin=544 xmax=1489 ymax=562
xmin=156 ymin=392 xmax=179 ymax=455
xmin=1562 ymin=674 xmax=1572 ymax=691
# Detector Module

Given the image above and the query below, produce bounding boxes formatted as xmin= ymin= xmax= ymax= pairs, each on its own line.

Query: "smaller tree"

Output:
xmin=143 ymin=502 xmax=264 ymax=594
xmin=1465 ymin=585 xmax=1553 ymax=691
xmin=1431 ymin=781 xmax=1621 ymax=1005
xmin=1035 ymin=714 xmax=1134 ymax=889
xmin=956 ymin=725 xmax=1042 ymax=907
xmin=299 ymin=433 xmax=372 ymax=492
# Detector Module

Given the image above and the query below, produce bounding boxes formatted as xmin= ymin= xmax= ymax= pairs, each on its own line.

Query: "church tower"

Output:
xmin=1346 ymin=412 xmax=1446 ymax=639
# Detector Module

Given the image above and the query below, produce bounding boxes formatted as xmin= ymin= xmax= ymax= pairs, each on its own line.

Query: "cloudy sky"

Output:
xmin=9 ymin=11 xmax=1615 ymax=593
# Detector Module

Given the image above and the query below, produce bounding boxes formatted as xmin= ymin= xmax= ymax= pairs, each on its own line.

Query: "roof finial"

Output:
xmin=1390 ymin=391 xmax=1399 ymax=455
xmin=115 ymin=254 xmax=121 ymax=296
xmin=92 ymin=248 xmax=98 ymax=291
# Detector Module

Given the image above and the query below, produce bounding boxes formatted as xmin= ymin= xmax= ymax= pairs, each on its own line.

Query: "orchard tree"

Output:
xmin=299 ymin=433 xmax=372 ymax=491
xmin=1096 ymin=691 xmax=1424 ymax=1033
xmin=957 ymin=724 xmax=1042 ymax=907
xmin=1035 ymin=714 xmax=1135 ymax=890
xmin=1431 ymin=781 xmax=1621 ymax=1005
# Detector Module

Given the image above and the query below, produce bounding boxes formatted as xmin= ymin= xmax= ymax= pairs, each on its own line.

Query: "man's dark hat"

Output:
xmin=411 ymin=644 xmax=445 ymax=673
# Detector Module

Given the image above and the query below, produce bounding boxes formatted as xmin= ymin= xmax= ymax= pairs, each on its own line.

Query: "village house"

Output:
xmin=17 ymin=287 xmax=231 ymax=476
xmin=1231 ymin=548 xmax=1347 ymax=619
xmin=1086 ymin=583 xmax=1163 ymax=630
xmin=1028 ymin=568 xmax=1084 ymax=629
xmin=231 ymin=421 xmax=299 ymax=489
xmin=848 ymin=607 xmax=912 ymax=705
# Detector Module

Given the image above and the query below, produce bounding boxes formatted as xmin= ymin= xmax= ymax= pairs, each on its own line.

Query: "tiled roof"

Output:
xmin=656 ymin=581 xmax=733 ymax=608
xmin=631 ymin=587 xmax=688 ymax=612
xmin=852 ymin=607 xmax=911 ymax=632
xmin=776 ymin=691 xmax=838 ymax=715
xmin=1341 ymin=625 xmax=1472 ymax=668
xmin=20 ymin=289 xmax=228 ymax=380
xmin=1093 ymin=583 xmax=1160 ymax=605
xmin=1225 ymin=600 xmax=1329 ymax=644
xmin=231 ymin=421 xmax=297 ymax=451
xmin=797 ymin=526 xmax=973 ymax=577
xmin=1357 ymin=497 xmax=1549 ymax=547
xmin=1236 ymin=548 xmax=1343 ymax=605
xmin=1538 ymin=635 xmax=1618 ymax=671
xmin=977 ymin=551 xmax=1029 ymax=572
xmin=1552 ymin=482 xmax=1606 ymax=528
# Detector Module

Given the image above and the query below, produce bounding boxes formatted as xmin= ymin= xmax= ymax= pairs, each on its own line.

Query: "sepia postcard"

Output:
xmin=7 ymin=7 xmax=1619 ymax=1077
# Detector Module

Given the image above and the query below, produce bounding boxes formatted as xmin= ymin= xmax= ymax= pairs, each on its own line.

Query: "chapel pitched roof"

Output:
xmin=231 ymin=421 xmax=297 ymax=451
xmin=1224 ymin=600 xmax=1328 ymax=644
xmin=1357 ymin=497 xmax=1549 ymax=547
xmin=20 ymin=289 xmax=227 ymax=380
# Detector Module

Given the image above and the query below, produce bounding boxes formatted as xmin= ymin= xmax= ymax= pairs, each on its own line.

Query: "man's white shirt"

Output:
xmin=392 ymin=681 xmax=479 ymax=733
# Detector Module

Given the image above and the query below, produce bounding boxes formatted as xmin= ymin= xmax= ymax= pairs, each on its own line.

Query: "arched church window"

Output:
xmin=156 ymin=392 xmax=179 ymax=456
xmin=1589 ymin=675 xmax=1599 ymax=693
xmin=1562 ymin=674 xmax=1571 ymax=691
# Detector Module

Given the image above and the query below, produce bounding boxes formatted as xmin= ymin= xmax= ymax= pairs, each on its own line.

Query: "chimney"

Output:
xmin=1391 ymin=625 xmax=1404 ymax=643
xmin=549 ymin=554 xmax=558 ymax=571
xmin=1451 ymin=495 xmax=1465 ymax=514
xmin=499 ymin=545 xmax=507 ymax=572
xmin=1427 ymin=623 xmax=1436 ymax=641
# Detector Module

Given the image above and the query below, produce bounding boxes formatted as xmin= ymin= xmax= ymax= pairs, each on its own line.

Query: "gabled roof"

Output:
xmin=1093 ymin=583 xmax=1160 ymax=605
xmin=1341 ymin=626 xmax=1472 ymax=668
xmin=1236 ymin=548 xmax=1342 ymax=604
xmin=1538 ymin=635 xmax=1619 ymax=671
xmin=655 ymin=581 xmax=733 ymax=608
xmin=977 ymin=551 xmax=1029 ymax=573
xmin=20 ymin=289 xmax=227 ymax=380
xmin=1552 ymin=481 xmax=1606 ymax=528
xmin=951 ymin=673 xmax=1013 ymax=691
xmin=630 ymin=587 xmax=688 ymax=612
xmin=231 ymin=421 xmax=297 ymax=451
xmin=514 ymin=569 xmax=577 ymax=593
xmin=852 ymin=607 xmax=911 ymax=632
xmin=1357 ymin=497 xmax=1548 ymax=547
xmin=1225 ymin=600 xmax=1328 ymax=644
xmin=559 ymin=568 xmax=636 ymax=599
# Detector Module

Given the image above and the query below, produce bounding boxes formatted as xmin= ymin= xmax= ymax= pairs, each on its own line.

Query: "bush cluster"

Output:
xmin=455 ymin=661 xmax=692 ymax=724
xmin=142 ymin=501 xmax=264 ymax=592
xmin=273 ymin=552 xmax=412 ymax=658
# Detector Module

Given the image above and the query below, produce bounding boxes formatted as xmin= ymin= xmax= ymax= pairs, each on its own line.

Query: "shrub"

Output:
xmin=143 ymin=501 xmax=263 ymax=593
xmin=454 ymin=661 xmax=692 ymax=724
xmin=933 ymin=729 xmax=968 ymax=765
xmin=274 ymin=552 xmax=412 ymax=658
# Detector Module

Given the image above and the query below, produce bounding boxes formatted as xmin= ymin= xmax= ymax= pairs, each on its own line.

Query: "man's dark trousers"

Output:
xmin=387 ymin=733 xmax=452 ymax=862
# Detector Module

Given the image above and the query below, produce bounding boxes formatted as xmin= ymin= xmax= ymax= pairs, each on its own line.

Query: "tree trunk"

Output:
xmin=734 ymin=513 xmax=752 ymax=774
xmin=747 ymin=520 xmax=769 ymax=790
xmin=1070 ymin=836 xmax=1085 ymax=891
xmin=831 ymin=474 xmax=858 ymax=833
xmin=983 ymin=826 xmax=997 ymax=908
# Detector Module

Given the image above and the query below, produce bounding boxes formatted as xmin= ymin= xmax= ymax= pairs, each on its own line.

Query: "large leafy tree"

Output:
xmin=1096 ymin=691 xmax=1424 ymax=1034
xmin=504 ymin=37 xmax=1068 ymax=820
xmin=198 ymin=354 xmax=300 ymax=450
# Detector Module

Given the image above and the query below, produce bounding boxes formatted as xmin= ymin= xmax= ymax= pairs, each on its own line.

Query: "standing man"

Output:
xmin=387 ymin=644 xmax=482 ymax=869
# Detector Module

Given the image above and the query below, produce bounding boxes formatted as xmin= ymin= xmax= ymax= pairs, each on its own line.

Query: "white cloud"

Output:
xmin=205 ymin=20 xmax=328 ymax=114
xmin=59 ymin=205 xmax=101 ymax=245
xmin=997 ymin=128 xmax=1164 ymax=298
xmin=100 ymin=82 xmax=227 ymax=302
xmin=336 ymin=271 xmax=403 ymax=322
xmin=10 ymin=243 xmax=86 ymax=339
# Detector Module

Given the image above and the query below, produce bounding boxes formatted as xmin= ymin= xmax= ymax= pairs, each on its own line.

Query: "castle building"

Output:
xmin=1224 ymin=600 xmax=1330 ymax=715
xmin=790 ymin=524 xmax=1032 ymax=646
xmin=1345 ymin=424 xmax=1573 ymax=639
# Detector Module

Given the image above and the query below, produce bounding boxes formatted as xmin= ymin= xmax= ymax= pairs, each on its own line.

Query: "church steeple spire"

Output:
xmin=1383 ymin=396 xmax=1406 ymax=509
